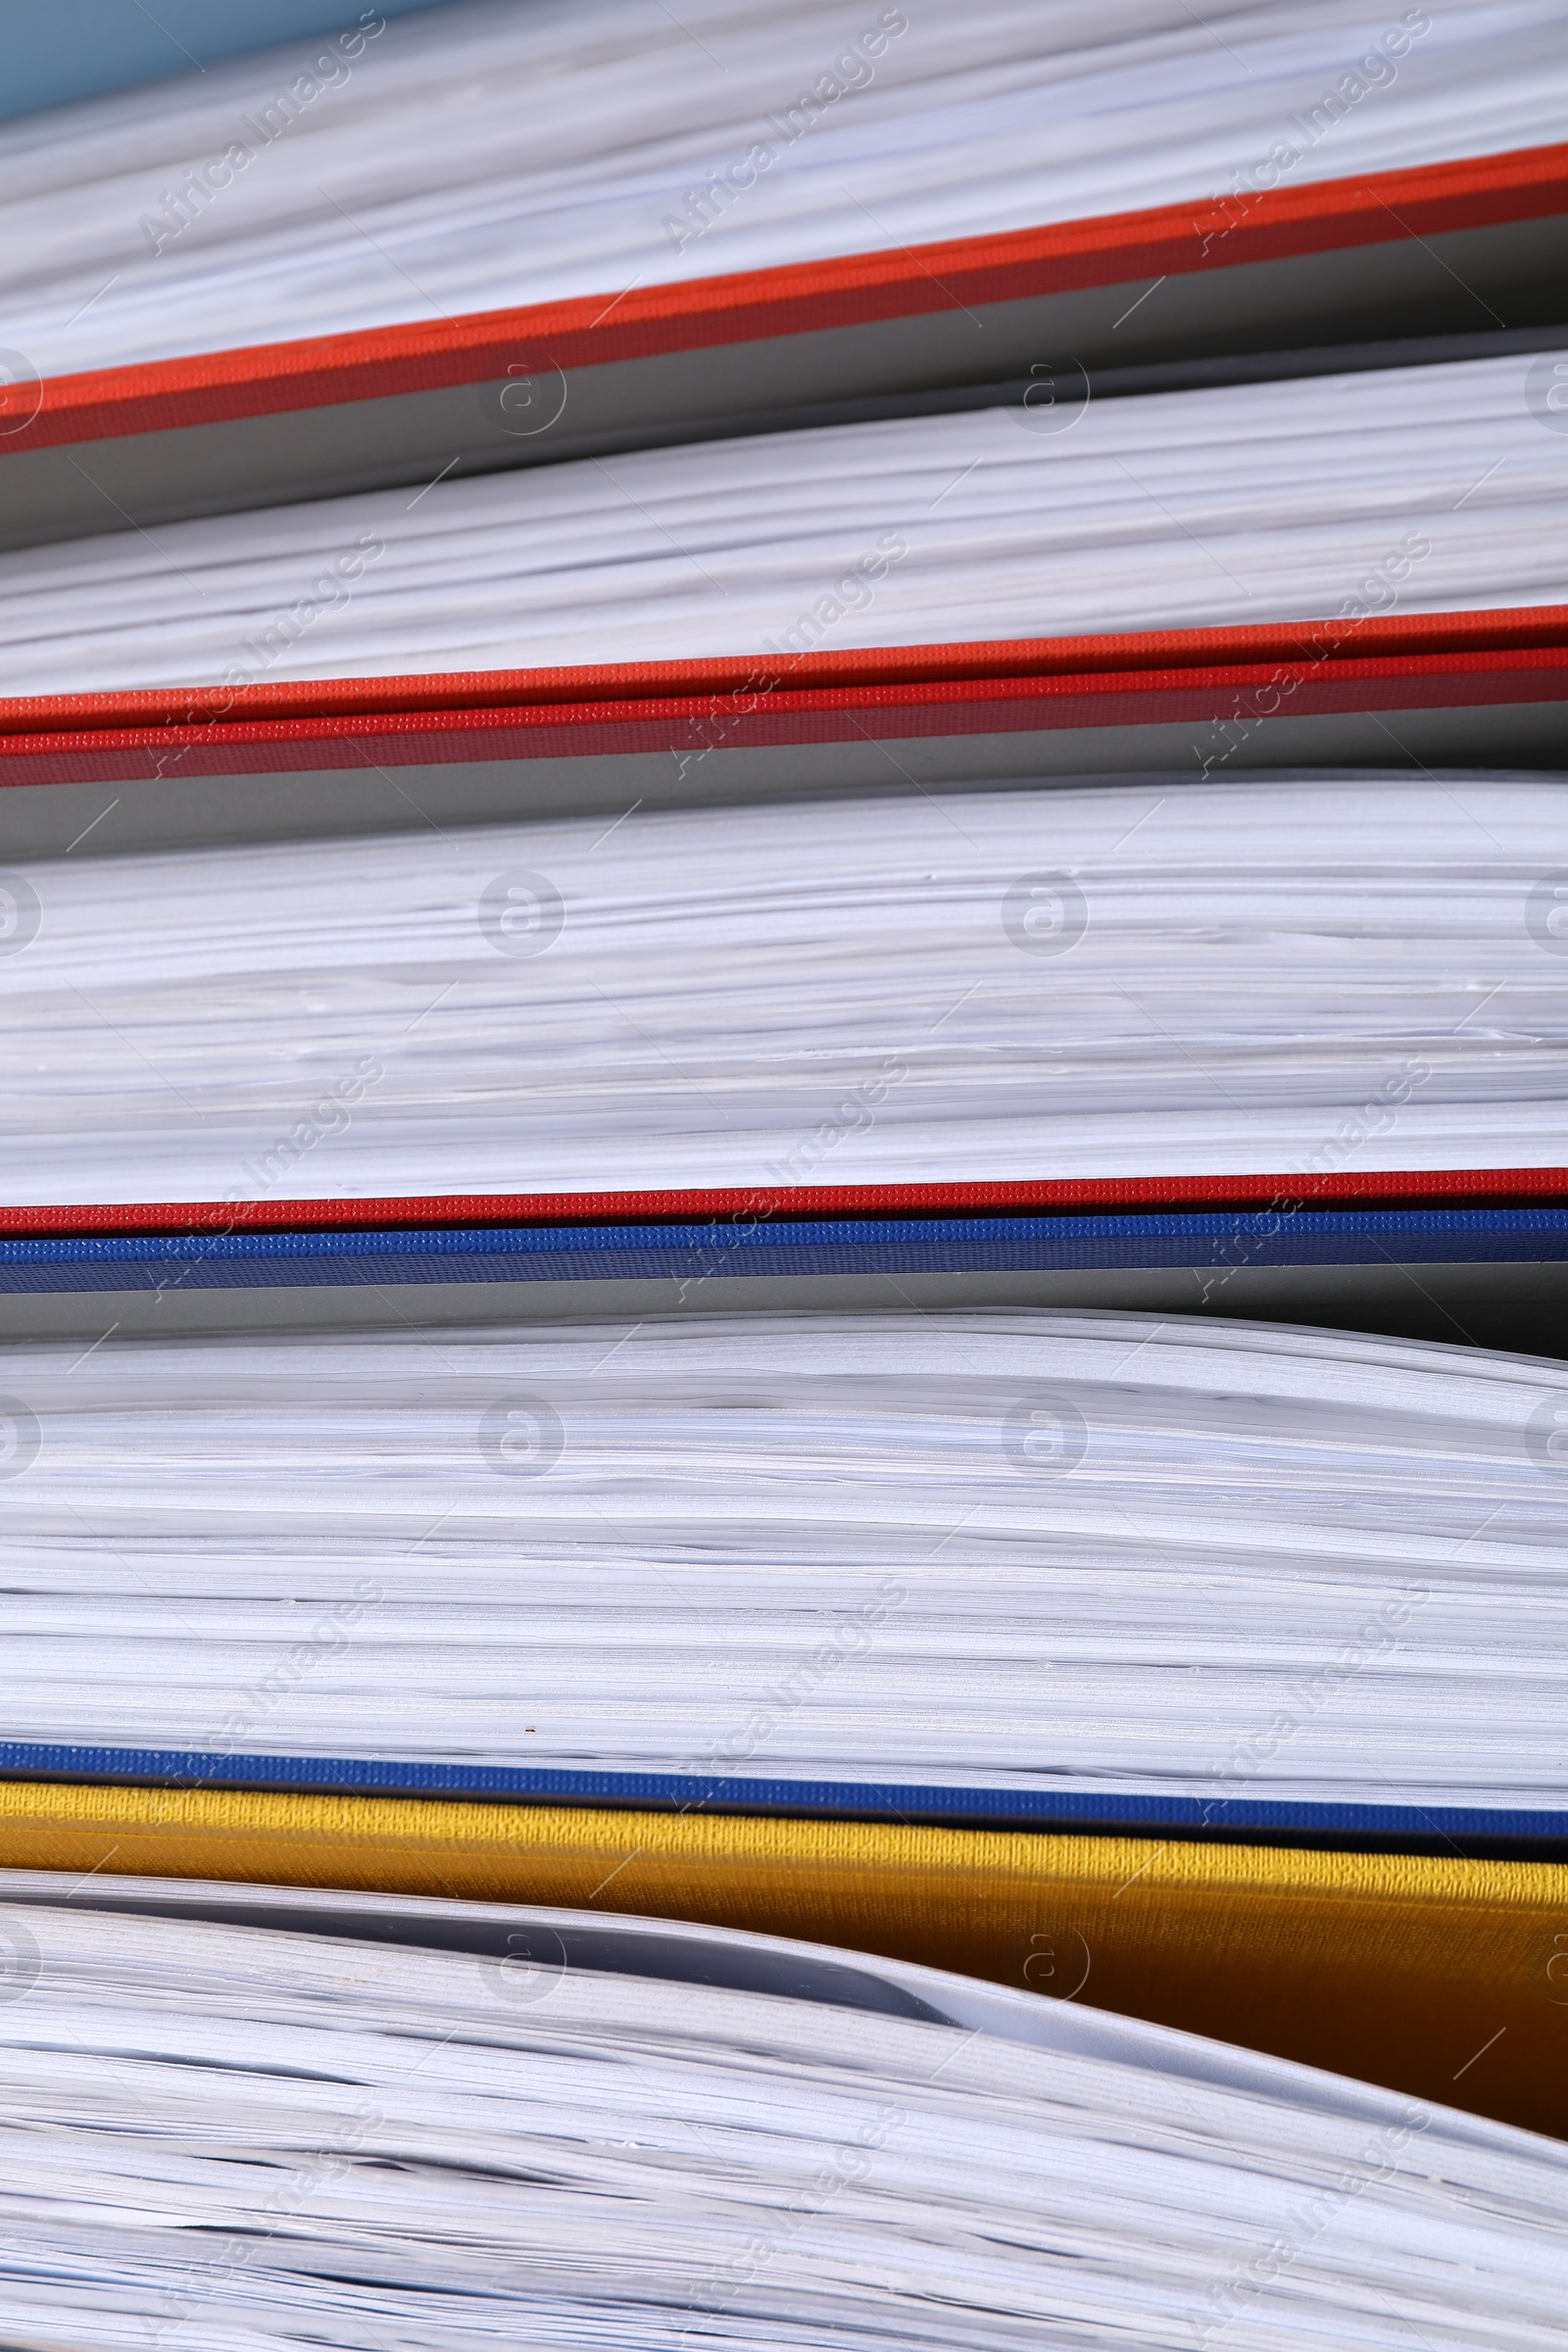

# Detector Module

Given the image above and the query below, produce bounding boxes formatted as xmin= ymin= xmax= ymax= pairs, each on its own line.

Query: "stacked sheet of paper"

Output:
xmin=2 ymin=1307 xmax=1562 ymax=1816
xmin=4 ymin=774 xmax=1563 ymax=1201
xmin=0 ymin=1889 xmax=1556 ymax=2350
xmin=1 ymin=354 xmax=1561 ymax=686
xmin=6 ymin=0 xmax=1560 ymax=376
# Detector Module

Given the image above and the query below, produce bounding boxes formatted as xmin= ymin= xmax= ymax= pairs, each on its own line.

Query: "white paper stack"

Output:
xmin=0 ymin=353 xmax=1561 ymax=687
xmin=0 ymin=2 xmax=1563 ymax=2339
xmin=3 ymin=1308 xmax=1564 ymax=1810
xmin=0 ymin=1887 xmax=1555 ymax=2350
xmin=4 ymin=0 xmax=1559 ymax=378
xmin=4 ymin=774 xmax=1564 ymax=1202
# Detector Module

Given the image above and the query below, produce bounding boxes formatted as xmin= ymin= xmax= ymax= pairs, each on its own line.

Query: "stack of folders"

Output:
xmin=0 ymin=4 xmax=1565 ymax=2344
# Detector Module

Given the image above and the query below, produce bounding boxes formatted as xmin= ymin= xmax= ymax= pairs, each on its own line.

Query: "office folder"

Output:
xmin=2 ymin=14 xmax=1562 ymax=2337
xmin=0 ymin=1878 xmax=1557 ymax=2340
xmin=4 ymin=610 xmax=1563 ymax=862
xmin=0 ymin=1879 xmax=1561 ymax=2338
xmin=2 ymin=0 xmax=1563 ymax=543
xmin=5 ymin=349 xmax=1565 ymax=689
xmin=3 ymin=770 xmax=1567 ymax=1336
xmin=0 ymin=1306 xmax=1561 ymax=1850
xmin=2 ymin=350 xmax=1563 ymax=862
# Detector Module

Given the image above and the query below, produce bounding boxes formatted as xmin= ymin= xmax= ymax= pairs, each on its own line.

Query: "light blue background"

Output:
xmin=0 ymin=0 xmax=465 ymax=124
